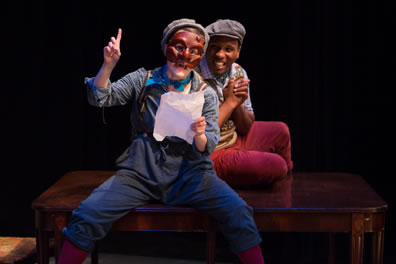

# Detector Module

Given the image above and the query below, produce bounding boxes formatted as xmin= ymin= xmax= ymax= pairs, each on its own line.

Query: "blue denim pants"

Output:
xmin=63 ymin=136 xmax=262 ymax=253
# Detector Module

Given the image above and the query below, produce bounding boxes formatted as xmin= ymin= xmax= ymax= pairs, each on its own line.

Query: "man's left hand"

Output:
xmin=233 ymin=78 xmax=250 ymax=102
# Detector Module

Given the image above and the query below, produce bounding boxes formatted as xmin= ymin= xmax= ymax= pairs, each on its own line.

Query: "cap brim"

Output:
xmin=209 ymin=33 xmax=241 ymax=42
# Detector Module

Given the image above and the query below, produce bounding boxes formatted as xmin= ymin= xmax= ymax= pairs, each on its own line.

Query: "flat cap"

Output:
xmin=161 ymin=18 xmax=209 ymax=54
xmin=205 ymin=19 xmax=246 ymax=44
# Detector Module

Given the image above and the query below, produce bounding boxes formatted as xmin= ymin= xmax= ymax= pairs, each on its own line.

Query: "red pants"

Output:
xmin=211 ymin=121 xmax=293 ymax=186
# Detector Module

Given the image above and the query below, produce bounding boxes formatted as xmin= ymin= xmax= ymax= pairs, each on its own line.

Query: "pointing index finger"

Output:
xmin=116 ymin=28 xmax=122 ymax=43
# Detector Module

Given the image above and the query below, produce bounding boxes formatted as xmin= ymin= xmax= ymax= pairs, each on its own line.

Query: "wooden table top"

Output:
xmin=32 ymin=171 xmax=387 ymax=214
xmin=238 ymin=172 xmax=387 ymax=213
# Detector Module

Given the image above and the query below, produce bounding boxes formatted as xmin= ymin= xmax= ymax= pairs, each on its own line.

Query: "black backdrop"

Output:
xmin=3 ymin=0 xmax=394 ymax=259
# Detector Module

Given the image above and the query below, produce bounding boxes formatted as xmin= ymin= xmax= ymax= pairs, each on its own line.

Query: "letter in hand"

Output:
xmin=104 ymin=28 xmax=122 ymax=66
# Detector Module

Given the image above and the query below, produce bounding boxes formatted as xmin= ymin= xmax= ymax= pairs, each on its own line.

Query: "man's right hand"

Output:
xmin=223 ymin=79 xmax=249 ymax=109
xmin=103 ymin=28 xmax=122 ymax=67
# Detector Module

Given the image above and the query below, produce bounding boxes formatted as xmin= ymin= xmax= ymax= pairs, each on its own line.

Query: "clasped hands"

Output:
xmin=223 ymin=78 xmax=250 ymax=108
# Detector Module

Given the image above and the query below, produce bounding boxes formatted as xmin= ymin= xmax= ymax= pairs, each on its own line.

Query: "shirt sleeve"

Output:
xmin=198 ymin=86 xmax=220 ymax=155
xmin=241 ymin=69 xmax=254 ymax=113
xmin=85 ymin=67 xmax=147 ymax=107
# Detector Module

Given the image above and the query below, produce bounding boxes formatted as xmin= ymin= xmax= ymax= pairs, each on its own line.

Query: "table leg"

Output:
xmin=371 ymin=229 xmax=384 ymax=264
xmin=91 ymin=244 xmax=98 ymax=264
xmin=206 ymin=217 xmax=216 ymax=264
xmin=328 ymin=232 xmax=335 ymax=264
xmin=36 ymin=229 xmax=50 ymax=264
xmin=53 ymin=213 xmax=67 ymax=264
xmin=350 ymin=213 xmax=364 ymax=264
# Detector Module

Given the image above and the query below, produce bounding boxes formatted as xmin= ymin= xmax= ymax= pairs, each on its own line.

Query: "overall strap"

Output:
xmin=135 ymin=70 xmax=153 ymax=136
xmin=196 ymin=81 xmax=208 ymax=92
xmin=195 ymin=72 xmax=209 ymax=92
xmin=138 ymin=70 xmax=152 ymax=121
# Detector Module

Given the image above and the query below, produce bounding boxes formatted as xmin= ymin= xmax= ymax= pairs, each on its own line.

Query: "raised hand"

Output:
xmin=93 ymin=28 xmax=122 ymax=88
xmin=103 ymin=28 xmax=122 ymax=67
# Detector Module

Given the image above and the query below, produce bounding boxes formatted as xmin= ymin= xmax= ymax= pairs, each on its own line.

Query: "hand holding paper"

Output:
xmin=191 ymin=116 xmax=206 ymax=136
xmin=191 ymin=116 xmax=207 ymax=152
xmin=153 ymin=91 xmax=205 ymax=144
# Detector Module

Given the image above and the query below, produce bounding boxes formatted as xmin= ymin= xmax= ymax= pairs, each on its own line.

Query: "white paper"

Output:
xmin=153 ymin=91 xmax=205 ymax=144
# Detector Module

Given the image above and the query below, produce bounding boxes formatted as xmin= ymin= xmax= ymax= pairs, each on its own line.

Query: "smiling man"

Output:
xmin=197 ymin=19 xmax=294 ymax=187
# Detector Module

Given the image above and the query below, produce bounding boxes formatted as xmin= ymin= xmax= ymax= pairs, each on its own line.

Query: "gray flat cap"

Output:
xmin=205 ymin=19 xmax=246 ymax=44
xmin=161 ymin=18 xmax=209 ymax=54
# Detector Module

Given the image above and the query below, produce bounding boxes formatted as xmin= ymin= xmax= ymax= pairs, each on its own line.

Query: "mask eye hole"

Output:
xmin=175 ymin=44 xmax=185 ymax=53
xmin=190 ymin=48 xmax=199 ymax=56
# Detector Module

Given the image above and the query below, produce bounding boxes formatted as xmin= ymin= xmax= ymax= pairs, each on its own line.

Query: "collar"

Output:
xmin=199 ymin=56 xmax=237 ymax=87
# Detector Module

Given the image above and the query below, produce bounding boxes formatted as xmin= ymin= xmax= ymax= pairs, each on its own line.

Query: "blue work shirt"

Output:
xmin=85 ymin=65 xmax=220 ymax=157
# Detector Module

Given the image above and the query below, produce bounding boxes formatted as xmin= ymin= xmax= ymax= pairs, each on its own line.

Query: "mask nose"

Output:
xmin=182 ymin=49 xmax=191 ymax=60
xmin=174 ymin=49 xmax=192 ymax=64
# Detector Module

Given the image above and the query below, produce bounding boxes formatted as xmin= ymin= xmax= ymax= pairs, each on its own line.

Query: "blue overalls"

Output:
xmin=63 ymin=66 xmax=262 ymax=253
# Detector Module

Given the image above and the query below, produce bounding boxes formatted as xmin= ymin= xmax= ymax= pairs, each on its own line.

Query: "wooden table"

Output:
xmin=32 ymin=171 xmax=387 ymax=264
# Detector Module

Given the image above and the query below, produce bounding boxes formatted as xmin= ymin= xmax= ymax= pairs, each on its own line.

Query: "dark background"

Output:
xmin=3 ymin=0 xmax=394 ymax=261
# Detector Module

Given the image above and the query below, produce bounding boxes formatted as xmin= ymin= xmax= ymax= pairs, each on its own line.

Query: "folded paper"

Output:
xmin=153 ymin=91 xmax=205 ymax=144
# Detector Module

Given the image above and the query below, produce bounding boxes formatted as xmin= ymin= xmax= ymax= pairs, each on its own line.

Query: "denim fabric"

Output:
xmin=64 ymin=152 xmax=262 ymax=253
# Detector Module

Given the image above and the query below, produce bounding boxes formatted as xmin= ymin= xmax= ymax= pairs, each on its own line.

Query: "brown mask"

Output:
xmin=166 ymin=31 xmax=204 ymax=69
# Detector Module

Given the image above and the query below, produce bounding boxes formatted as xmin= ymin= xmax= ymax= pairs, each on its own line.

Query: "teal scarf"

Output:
xmin=145 ymin=65 xmax=192 ymax=92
